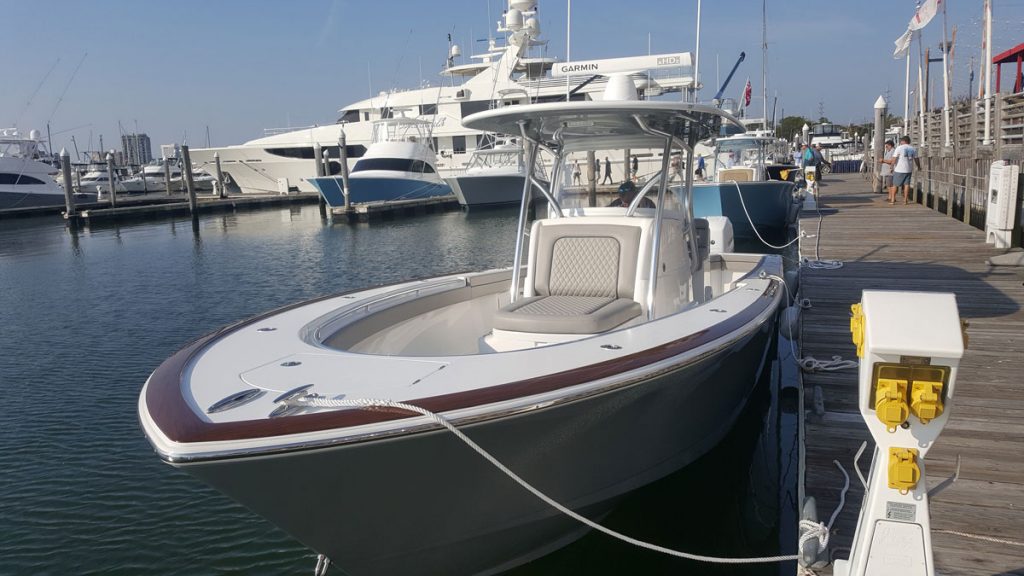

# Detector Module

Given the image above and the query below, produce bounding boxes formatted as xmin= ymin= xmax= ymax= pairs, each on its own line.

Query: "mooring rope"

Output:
xmin=290 ymin=395 xmax=802 ymax=565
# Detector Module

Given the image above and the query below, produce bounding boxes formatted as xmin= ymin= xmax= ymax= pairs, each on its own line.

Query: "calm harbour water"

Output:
xmin=0 ymin=205 xmax=796 ymax=575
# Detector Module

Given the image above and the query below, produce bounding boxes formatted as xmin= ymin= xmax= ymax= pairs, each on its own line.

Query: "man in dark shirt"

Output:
xmin=602 ymin=156 xmax=613 ymax=184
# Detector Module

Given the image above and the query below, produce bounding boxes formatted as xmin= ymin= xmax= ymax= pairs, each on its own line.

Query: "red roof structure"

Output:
xmin=993 ymin=42 xmax=1024 ymax=93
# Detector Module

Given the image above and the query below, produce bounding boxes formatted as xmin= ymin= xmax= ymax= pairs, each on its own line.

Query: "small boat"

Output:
xmin=139 ymin=100 xmax=783 ymax=576
xmin=692 ymin=131 xmax=799 ymax=240
xmin=307 ymin=115 xmax=452 ymax=206
xmin=0 ymin=128 xmax=87 ymax=209
xmin=121 ymin=162 xmax=182 ymax=193
xmin=122 ymin=162 xmax=216 ymax=194
xmin=447 ymin=136 xmax=546 ymax=210
xmin=76 ymin=166 xmax=127 ymax=195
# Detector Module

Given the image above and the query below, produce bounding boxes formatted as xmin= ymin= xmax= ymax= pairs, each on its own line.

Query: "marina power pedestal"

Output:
xmin=834 ymin=291 xmax=964 ymax=576
xmin=985 ymin=161 xmax=1019 ymax=249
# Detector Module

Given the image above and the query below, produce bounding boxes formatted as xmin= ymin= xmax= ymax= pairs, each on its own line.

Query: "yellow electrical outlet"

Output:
xmin=911 ymin=380 xmax=944 ymax=424
xmin=850 ymin=303 xmax=865 ymax=358
xmin=888 ymin=447 xmax=921 ymax=493
xmin=875 ymin=378 xmax=910 ymax=431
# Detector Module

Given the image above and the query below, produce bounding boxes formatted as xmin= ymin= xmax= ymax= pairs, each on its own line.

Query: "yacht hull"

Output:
xmin=177 ymin=320 xmax=772 ymax=576
xmin=448 ymin=174 xmax=527 ymax=209
xmin=309 ymin=176 xmax=453 ymax=207
xmin=692 ymin=180 xmax=798 ymax=240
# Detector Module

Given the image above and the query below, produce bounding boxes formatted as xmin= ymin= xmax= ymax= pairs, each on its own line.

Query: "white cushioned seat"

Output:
xmin=492 ymin=223 xmax=643 ymax=334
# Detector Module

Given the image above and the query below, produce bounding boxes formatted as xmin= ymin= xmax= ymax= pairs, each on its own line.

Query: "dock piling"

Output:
xmin=872 ymin=96 xmax=886 ymax=194
xmin=181 ymin=145 xmax=198 ymax=214
xmin=339 ymin=130 xmax=351 ymax=210
xmin=214 ymin=152 xmax=226 ymax=199
xmin=163 ymin=157 xmax=172 ymax=196
xmin=106 ymin=152 xmax=118 ymax=208
xmin=60 ymin=148 xmax=77 ymax=218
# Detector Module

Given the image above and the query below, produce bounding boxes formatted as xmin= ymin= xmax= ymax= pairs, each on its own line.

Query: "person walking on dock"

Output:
xmin=572 ymin=160 xmax=581 ymax=185
xmin=602 ymin=156 xmax=613 ymax=185
xmin=880 ymin=140 xmax=896 ymax=203
xmin=631 ymin=155 xmax=639 ymax=182
xmin=892 ymin=135 xmax=921 ymax=205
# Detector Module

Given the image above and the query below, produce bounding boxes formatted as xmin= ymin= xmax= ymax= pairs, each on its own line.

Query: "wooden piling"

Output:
xmin=106 ymin=152 xmax=118 ymax=208
xmin=163 ymin=157 xmax=172 ymax=196
xmin=181 ymin=145 xmax=197 ymax=214
xmin=60 ymin=149 xmax=77 ymax=217
xmin=587 ymin=150 xmax=597 ymax=207
xmin=214 ymin=152 xmax=226 ymax=199
xmin=339 ymin=131 xmax=351 ymax=210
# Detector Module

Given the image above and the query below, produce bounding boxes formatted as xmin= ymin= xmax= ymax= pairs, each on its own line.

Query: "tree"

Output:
xmin=778 ymin=116 xmax=810 ymax=143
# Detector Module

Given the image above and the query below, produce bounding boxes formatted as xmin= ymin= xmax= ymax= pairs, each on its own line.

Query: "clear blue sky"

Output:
xmin=3 ymin=0 xmax=1022 ymax=156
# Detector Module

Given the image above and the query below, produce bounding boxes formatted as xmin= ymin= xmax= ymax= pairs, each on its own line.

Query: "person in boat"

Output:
xmin=608 ymin=180 xmax=654 ymax=208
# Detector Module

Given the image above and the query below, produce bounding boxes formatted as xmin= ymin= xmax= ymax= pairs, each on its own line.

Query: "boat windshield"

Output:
xmin=550 ymin=154 xmax=685 ymax=213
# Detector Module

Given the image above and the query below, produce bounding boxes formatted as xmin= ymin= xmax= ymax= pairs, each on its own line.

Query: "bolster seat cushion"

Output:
xmin=492 ymin=295 xmax=642 ymax=334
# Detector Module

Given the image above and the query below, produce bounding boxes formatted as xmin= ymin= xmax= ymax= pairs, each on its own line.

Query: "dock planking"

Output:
xmin=796 ymin=175 xmax=1024 ymax=575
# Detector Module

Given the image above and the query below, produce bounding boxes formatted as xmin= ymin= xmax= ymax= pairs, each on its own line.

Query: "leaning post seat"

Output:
xmin=491 ymin=221 xmax=644 ymax=335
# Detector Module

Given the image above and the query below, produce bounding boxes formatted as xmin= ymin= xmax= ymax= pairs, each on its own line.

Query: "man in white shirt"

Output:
xmin=892 ymin=135 xmax=921 ymax=205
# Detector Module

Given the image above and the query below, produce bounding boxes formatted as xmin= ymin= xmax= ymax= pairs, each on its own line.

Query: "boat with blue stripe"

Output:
xmin=307 ymin=115 xmax=453 ymax=207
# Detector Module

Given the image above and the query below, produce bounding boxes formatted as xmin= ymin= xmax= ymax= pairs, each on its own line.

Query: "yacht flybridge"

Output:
xmin=139 ymin=100 xmax=783 ymax=576
xmin=187 ymin=0 xmax=697 ymax=195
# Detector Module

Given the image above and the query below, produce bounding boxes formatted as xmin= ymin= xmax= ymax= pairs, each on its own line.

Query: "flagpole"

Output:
xmin=941 ymin=0 xmax=951 ymax=147
xmin=565 ymin=0 xmax=571 ymax=101
xmin=983 ymin=0 xmax=992 ymax=145
xmin=761 ymin=0 xmax=767 ymax=130
xmin=693 ymin=0 xmax=701 ymax=102
xmin=918 ymin=27 xmax=927 ymax=146
xmin=904 ymin=42 xmax=911 ymax=136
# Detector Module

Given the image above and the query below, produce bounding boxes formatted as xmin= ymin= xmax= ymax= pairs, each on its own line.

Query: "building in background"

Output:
xmin=121 ymin=133 xmax=153 ymax=165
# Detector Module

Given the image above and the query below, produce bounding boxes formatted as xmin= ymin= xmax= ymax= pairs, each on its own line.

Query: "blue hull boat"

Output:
xmin=692 ymin=180 xmax=798 ymax=240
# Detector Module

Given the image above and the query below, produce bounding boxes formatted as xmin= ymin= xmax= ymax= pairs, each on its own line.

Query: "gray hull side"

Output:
xmin=450 ymin=175 xmax=525 ymax=209
xmin=0 ymin=191 xmax=66 ymax=210
xmin=183 ymin=321 xmax=773 ymax=576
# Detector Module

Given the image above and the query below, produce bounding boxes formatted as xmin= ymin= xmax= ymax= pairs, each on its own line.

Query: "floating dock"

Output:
xmin=797 ymin=175 xmax=1024 ymax=574
xmin=329 ymin=194 xmax=460 ymax=222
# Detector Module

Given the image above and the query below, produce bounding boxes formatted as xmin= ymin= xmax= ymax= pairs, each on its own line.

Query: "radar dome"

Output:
xmin=505 ymin=8 xmax=523 ymax=30
xmin=525 ymin=16 xmax=540 ymax=37
xmin=29 ymin=129 xmax=41 ymax=140
xmin=449 ymin=44 xmax=461 ymax=58
xmin=509 ymin=0 xmax=534 ymax=12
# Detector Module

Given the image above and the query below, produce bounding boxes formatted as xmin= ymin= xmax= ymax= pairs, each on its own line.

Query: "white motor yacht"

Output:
xmin=188 ymin=0 xmax=697 ymax=195
xmin=139 ymin=100 xmax=784 ymax=576
xmin=121 ymin=162 xmax=182 ymax=193
xmin=0 ymin=128 xmax=86 ymax=209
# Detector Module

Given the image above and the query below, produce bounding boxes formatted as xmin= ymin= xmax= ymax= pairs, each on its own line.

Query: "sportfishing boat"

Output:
xmin=0 ymin=128 xmax=84 ymax=209
xmin=76 ymin=166 xmax=126 ymax=195
xmin=307 ymin=115 xmax=452 ymax=206
xmin=447 ymin=136 xmax=546 ymax=209
xmin=139 ymin=100 xmax=783 ymax=576
xmin=692 ymin=131 xmax=799 ymax=240
xmin=187 ymin=0 xmax=697 ymax=195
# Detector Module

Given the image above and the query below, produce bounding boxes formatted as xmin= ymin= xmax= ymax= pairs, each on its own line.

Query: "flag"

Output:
xmin=908 ymin=0 xmax=940 ymax=31
xmin=743 ymin=78 xmax=752 ymax=107
xmin=893 ymin=29 xmax=913 ymax=59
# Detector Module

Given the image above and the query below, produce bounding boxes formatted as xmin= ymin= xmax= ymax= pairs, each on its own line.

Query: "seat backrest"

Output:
xmin=529 ymin=223 xmax=642 ymax=300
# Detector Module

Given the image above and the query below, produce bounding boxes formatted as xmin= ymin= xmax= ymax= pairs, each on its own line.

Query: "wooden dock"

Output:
xmin=797 ymin=174 xmax=1024 ymax=575
xmin=71 ymin=192 xmax=320 ymax=223
xmin=330 ymin=194 xmax=461 ymax=222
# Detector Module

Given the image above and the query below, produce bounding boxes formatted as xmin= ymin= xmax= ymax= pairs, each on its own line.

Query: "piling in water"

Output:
xmin=214 ymin=152 xmax=225 ymax=199
xmin=60 ymin=149 xmax=76 ymax=217
xmin=181 ymin=145 xmax=197 ymax=214
xmin=106 ymin=152 xmax=118 ymax=208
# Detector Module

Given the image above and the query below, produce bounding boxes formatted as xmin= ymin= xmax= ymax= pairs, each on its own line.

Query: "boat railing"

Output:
xmin=262 ymin=125 xmax=319 ymax=137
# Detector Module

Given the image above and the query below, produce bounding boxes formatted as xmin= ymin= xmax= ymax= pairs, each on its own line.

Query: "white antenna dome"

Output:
xmin=509 ymin=0 xmax=534 ymax=12
xmin=29 ymin=129 xmax=41 ymax=140
xmin=602 ymin=74 xmax=639 ymax=101
xmin=505 ymin=8 xmax=523 ymax=30
xmin=449 ymin=44 xmax=461 ymax=58
xmin=525 ymin=17 xmax=540 ymax=37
